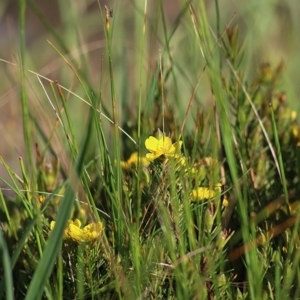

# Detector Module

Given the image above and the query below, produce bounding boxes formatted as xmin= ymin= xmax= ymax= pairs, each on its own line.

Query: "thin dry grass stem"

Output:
xmin=104 ymin=4 xmax=118 ymax=128
xmin=47 ymin=41 xmax=75 ymax=73
xmin=179 ymin=67 xmax=205 ymax=139
xmin=209 ymin=12 xmax=237 ymax=42
xmin=39 ymin=40 xmax=107 ymax=75
xmin=228 ymin=190 xmax=297 ymax=260
xmin=36 ymin=76 xmax=64 ymax=128
xmin=186 ymin=1 xmax=204 ymax=58
xmin=226 ymin=59 xmax=282 ymax=183
xmin=66 ymin=251 xmax=76 ymax=291
xmin=104 ymin=5 xmax=111 ymax=31
xmin=142 ymin=0 xmax=147 ymax=35
xmin=159 ymin=49 xmax=165 ymax=135
xmin=0 ymin=187 xmax=111 ymax=218
xmin=0 ymin=157 xmax=24 ymax=185
xmin=252 ymin=190 xmax=296 ymax=225
xmin=214 ymin=104 xmax=226 ymax=187
xmin=139 ymin=198 xmax=156 ymax=235
xmin=228 ymin=213 xmax=300 ymax=261
xmin=180 ymin=10 xmax=236 ymax=137
xmin=137 ymin=0 xmax=148 ymax=140
xmin=45 ymin=118 xmax=60 ymax=149
xmin=167 ymin=245 xmax=214 ymax=271
xmin=0 ymin=58 xmax=137 ymax=145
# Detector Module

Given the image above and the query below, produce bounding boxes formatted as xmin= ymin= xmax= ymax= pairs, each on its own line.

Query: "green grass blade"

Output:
xmin=269 ymin=103 xmax=290 ymax=209
xmin=0 ymin=231 xmax=14 ymax=300
xmin=19 ymin=0 xmax=34 ymax=172
xmin=24 ymin=109 xmax=95 ymax=300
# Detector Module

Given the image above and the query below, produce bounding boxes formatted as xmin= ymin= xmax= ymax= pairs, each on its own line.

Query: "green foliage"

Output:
xmin=1 ymin=0 xmax=300 ymax=299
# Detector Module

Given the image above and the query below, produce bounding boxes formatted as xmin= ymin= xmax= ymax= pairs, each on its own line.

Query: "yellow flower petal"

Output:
xmin=127 ymin=152 xmax=139 ymax=165
xmin=222 ymin=198 xmax=229 ymax=207
xmin=191 ymin=187 xmax=216 ymax=201
xmin=157 ymin=136 xmax=172 ymax=151
xmin=291 ymin=125 xmax=299 ymax=138
xmin=82 ymin=222 xmax=104 ymax=242
xmin=176 ymin=155 xmax=187 ymax=166
xmin=73 ymin=219 xmax=82 ymax=228
xmin=120 ymin=161 xmax=130 ymax=169
xmin=145 ymin=152 xmax=159 ymax=161
xmin=145 ymin=134 xmax=182 ymax=161
xmin=127 ymin=152 xmax=150 ymax=167
xmin=121 ymin=152 xmax=151 ymax=169
xmin=166 ymin=141 xmax=183 ymax=156
xmin=145 ymin=136 xmax=159 ymax=152
xmin=68 ymin=222 xmax=84 ymax=242
xmin=50 ymin=221 xmax=55 ymax=230
xmin=50 ymin=219 xmax=104 ymax=243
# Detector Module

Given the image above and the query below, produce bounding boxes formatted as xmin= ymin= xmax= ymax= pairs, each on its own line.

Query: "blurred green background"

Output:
xmin=0 ymin=0 xmax=300 ymax=186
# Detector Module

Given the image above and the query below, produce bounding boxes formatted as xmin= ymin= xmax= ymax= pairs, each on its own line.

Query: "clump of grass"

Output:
xmin=1 ymin=1 xmax=300 ymax=299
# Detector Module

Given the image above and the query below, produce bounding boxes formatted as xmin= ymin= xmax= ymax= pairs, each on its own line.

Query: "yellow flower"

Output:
xmin=120 ymin=152 xmax=150 ymax=170
xmin=50 ymin=219 xmax=104 ymax=243
xmin=68 ymin=219 xmax=84 ymax=242
xmin=38 ymin=195 xmax=46 ymax=204
xmin=176 ymin=155 xmax=187 ymax=167
xmin=50 ymin=220 xmax=71 ymax=239
xmin=145 ymin=134 xmax=183 ymax=161
xmin=222 ymin=196 xmax=229 ymax=207
xmin=291 ymin=110 xmax=297 ymax=120
xmin=191 ymin=187 xmax=216 ymax=201
xmin=291 ymin=125 xmax=299 ymax=139
xmin=191 ymin=183 xmax=223 ymax=202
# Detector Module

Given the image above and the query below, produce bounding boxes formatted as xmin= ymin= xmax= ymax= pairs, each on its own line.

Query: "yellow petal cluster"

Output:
xmin=191 ymin=187 xmax=217 ymax=201
xmin=291 ymin=125 xmax=300 ymax=139
xmin=291 ymin=110 xmax=297 ymax=120
xmin=222 ymin=196 xmax=229 ymax=207
xmin=145 ymin=135 xmax=183 ymax=161
xmin=50 ymin=219 xmax=104 ymax=243
xmin=120 ymin=152 xmax=150 ymax=170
